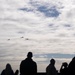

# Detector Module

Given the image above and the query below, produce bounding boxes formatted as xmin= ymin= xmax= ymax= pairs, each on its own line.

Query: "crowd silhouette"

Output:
xmin=0 ymin=52 xmax=75 ymax=75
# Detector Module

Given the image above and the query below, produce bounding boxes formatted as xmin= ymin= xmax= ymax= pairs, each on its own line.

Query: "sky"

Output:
xmin=0 ymin=0 xmax=75 ymax=72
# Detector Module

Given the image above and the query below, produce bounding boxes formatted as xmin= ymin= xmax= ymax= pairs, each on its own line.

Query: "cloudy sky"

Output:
xmin=0 ymin=0 xmax=75 ymax=72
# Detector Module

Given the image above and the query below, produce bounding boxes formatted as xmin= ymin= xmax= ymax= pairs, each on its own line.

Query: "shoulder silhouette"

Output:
xmin=68 ymin=57 xmax=75 ymax=75
xmin=46 ymin=58 xmax=58 ymax=75
xmin=1 ymin=63 xmax=14 ymax=75
xmin=20 ymin=52 xmax=37 ymax=75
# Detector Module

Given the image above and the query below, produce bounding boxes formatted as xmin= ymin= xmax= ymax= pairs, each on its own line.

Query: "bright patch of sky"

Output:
xmin=0 ymin=0 xmax=75 ymax=72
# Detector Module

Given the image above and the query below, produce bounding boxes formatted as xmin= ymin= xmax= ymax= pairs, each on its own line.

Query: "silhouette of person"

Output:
xmin=68 ymin=57 xmax=75 ymax=75
xmin=46 ymin=58 xmax=58 ymax=75
xmin=20 ymin=52 xmax=37 ymax=75
xmin=59 ymin=62 xmax=68 ymax=75
xmin=1 ymin=63 xmax=14 ymax=75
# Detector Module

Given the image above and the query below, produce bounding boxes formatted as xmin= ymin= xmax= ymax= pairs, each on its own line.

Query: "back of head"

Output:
xmin=6 ymin=63 xmax=12 ymax=70
xmin=5 ymin=63 xmax=13 ymax=75
xmin=27 ymin=52 xmax=33 ymax=58
xmin=50 ymin=59 xmax=55 ymax=65
xmin=63 ymin=62 xmax=68 ymax=68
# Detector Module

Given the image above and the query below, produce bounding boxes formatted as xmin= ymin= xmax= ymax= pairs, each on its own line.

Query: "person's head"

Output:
xmin=27 ymin=52 xmax=33 ymax=58
xmin=62 ymin=62 xmax=68 ymax=68
xmin=6 ymin=63 xmax=12 ymax=70
xmin=50 ymin=58 xmax=55 ymax=65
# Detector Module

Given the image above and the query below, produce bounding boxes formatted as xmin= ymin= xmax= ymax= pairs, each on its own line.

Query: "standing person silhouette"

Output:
xmin=46 ymin=58 xmax=58 ymax=75
xmin=20 ymin=52 xmax=37 ymax=75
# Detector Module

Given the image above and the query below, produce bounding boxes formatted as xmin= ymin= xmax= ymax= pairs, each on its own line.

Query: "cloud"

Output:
xmin=19 ymin=0 xmax=61 ymax=18
xmin=1 ymin=0 xmax=75 ymax=39
xmin=1 ymin=0 xmax=75 ymax=72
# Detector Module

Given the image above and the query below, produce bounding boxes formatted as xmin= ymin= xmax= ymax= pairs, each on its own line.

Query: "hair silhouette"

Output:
xmin=20 ymin=52 xmax=37 ymax=75
xmin=1 ymin=63 xmax=14 ymax=75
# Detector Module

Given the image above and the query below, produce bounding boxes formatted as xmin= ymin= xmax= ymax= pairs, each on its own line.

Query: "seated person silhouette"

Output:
xmin=1 ymin=63 xmax=14 ymax=75
xmin=46 ymin=58 xmax=58 ymax=75
xmin=60 ymin=62 xmax=68 ymax=75
xmin=20 ymin=52 xmax=37 ymax=75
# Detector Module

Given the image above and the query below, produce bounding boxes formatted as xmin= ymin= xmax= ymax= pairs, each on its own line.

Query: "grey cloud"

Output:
xmin=63 ymin=24 xmax=73 ymax=31
xmin=48 ymin=24 xmax=59 ymax=31
xmin=58 ymin=33 xmax=68 ymax=37
xmin=63 ymin=24 xmax=72 ymax=28
xmin=19 ymin=8 xmax=34 ymax=12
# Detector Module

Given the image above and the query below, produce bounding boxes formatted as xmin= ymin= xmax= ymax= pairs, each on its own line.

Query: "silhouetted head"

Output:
xmin=6 ymin=63 xmax=12 ymax=70
xmin=50 ymin=58 xmax=55 ymax=65
xmin=62 ymin=62 xmax=68 ymax=68
xmin=27 ymin=52 xmax=33 ymax=58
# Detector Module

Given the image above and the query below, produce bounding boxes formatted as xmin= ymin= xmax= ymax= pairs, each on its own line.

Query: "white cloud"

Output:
xmin=1 ymin=0 xmax=75 ymax=72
